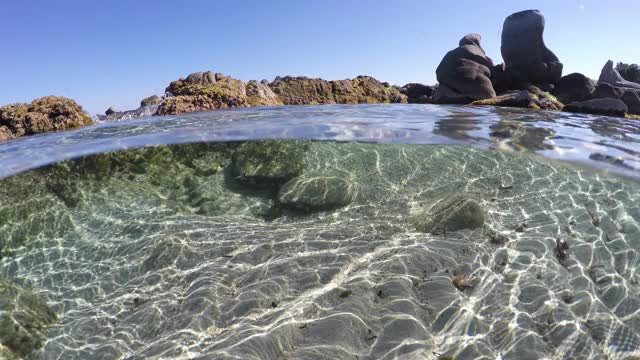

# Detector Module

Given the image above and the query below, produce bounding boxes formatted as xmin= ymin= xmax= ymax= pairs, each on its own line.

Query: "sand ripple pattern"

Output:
xmin=1 ymin=143 xmax=639 ymax=359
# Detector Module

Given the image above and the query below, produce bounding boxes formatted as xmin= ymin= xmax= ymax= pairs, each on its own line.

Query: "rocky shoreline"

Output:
xmin=2 ymin=9 xmax=640 ymax=141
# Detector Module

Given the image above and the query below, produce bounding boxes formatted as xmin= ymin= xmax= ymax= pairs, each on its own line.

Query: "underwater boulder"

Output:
xmin=0 ymin=280 xmax=57 ymax=358
xmin=410 ymin=194 xmax=485 ymax=234
xmin=231 ymin=140 xmax=309 ymax=189
xmin=278 ymin=169 xmax=356 ymax=212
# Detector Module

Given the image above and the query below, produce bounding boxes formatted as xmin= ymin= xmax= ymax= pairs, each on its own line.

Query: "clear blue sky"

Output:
xmin=1 ymin=0 xmax=638 ymax=115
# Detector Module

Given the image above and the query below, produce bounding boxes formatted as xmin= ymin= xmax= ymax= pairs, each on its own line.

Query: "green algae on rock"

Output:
xmin=472 ymin=87 xmax=563 ymax=111
xmin=410 ymin=194 xmax=485 ymax=234
xmin=278 ymin=169 xmax=356 ymax=212
xmin=0 ymin=96 xmax=93 ymax=141
xmin=0 ymin=280 xmax=57 ymax=359
xmin=231 ymin=140 xmax=309 ymax=189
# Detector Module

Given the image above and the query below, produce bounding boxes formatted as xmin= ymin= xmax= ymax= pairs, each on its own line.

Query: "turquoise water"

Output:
xmin=1 ymin=105 xmax=640 ymax=359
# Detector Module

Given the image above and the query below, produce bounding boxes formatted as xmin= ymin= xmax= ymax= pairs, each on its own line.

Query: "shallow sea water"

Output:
xmin=1 ymin=105 xmax=640 ymax=359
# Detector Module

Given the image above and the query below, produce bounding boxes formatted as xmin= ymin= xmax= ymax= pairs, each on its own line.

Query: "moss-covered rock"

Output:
xmin=410 ymin=194 xmax=484 ymax=234
xmin=472 ymin=87 xmax=563 ymax=111
xmin=0 ymin=280 xmax=57 ymax=358
xmin=231 ymin=140 xmax=309 ymax=189
xmin=278 ymin=169 xmax=356 ymax=212
xmin=0 ymin=96 xmax=93 ymax=141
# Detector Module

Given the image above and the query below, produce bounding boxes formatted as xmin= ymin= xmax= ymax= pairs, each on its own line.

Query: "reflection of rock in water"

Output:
xmin=0 ymin=141 xmax=639 ymax=359
xmin=490 ymin=120 xmax=555 ymax=151
xmin=433 ymin=113 xmax=482 ymax=141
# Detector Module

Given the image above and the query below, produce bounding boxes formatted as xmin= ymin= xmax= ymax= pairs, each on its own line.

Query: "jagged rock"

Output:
xmin=400 ymin=83 xmax=435 ymax=103
xmin=410 ymin=194 xmax=484 ymax=234
xmin=563 ymin=98 xmax=628 ymax=117
xmin=433 ymin=33 xmax=496 ymax=104
xmin=105 ymin=106 xmax=117 ymax=115
xmin=501 ymin=10 xmax=562 ymax=90
xmin=473 ymin=86 xmax=563 ymax=111
xmin=0 ymin=96 xmax=93 ymax=141
xmin=0 ymin=280 xmax=57 ymax=358
xmin=270 ymin=76 xmax=406 ymax=105
xmin=278 ymin=169 xmax=356 ymax=212
xmin=141 ymin=95 xmax=163 ymax=107
xmin=231 ymin=140 xmax=309 ymax=189
xmin=552 ymin=73 xmax=596 ymax=104
xmin=598 ymin=60 xmax=640 ymax=90
xmin=246 ymin=80 xmax=283 ymax=106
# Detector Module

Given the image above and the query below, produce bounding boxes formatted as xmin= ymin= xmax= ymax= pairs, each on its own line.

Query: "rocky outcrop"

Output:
xmin=141 ymin=95 xmax=163 ymax=107
xmin=0 ymin=280 xmax=58 ymax=358
xmin=278 ymin=169 xmax=356 ymax=212
xmin=97 ymin=105 xmax=159 ymax=122
xmin=472 ymin=87 xmax=563 ymax=111
xmin=105 ymin=106 xmax=117 ymax=115
xmin=591 ymin=80 xmax=640 ymax=115
xmin=552 ymin=73 xmax=596 ymax=104
xmin=399 ymin=83 xmax=435 ymax=103
xmin=246 ymin=80 xmax=281 ymax=106
xmin=270 ymin=76 xmax=407 ymax=105
xmin=433 ymin=34 xmax=496 ymax=104
xmin=563 ymin=98 xmax=628 ymax=117
xmin=410 ymin=194 xmax=484 ymax=234
xmin=598 ymin=60 xmax=640 ymax=90
xmin=500 ymin=10 xmax=562 ymax=91
xmin=0 ymin=96 xmax=93 ymax=141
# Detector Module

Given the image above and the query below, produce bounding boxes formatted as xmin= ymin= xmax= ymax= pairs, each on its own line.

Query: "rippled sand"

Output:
xmin=1 ymin=142 xmax=640 ymax=359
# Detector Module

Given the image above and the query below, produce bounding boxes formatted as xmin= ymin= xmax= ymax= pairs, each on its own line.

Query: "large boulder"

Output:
xmin=591 ymin=82 xmax=640 ymax=115
xmin=0 ymin=96 xmax=93 ymax=141
xmin=278 ymin=169 xmax=356 ymax=212
xmin=0 ymin=280 xmax=58 ymax=358
xmin=246 ymin=80 xmax=282 ymax=106
xmin=231 ymin=140 xmax=309 ymax=189
xmin=399 ymin=83 xmax=435 ymax=103
xmin=563 ymin=98 xmax=628 ymax=117
xmin=473 ymin=86 xmax=563 ymax=111
xmin=140 ymin=95 xmax=163 ymax=107
xmin=500 ymin=10 xmax=562 ymax=91
xmin=410 ymin=194 xmax=485 ymax=234
xmin=433 ymin=33 xmax=496 ymax=104
xmin=598 ymin=60 xmax=640 ymax=90
xmin=270 ymin=76 xmax=335 ymax=105
xmin=552 ymin=73 xmax=596 ymax=104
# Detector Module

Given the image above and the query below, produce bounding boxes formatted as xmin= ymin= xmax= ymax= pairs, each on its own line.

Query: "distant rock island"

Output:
xmin=1 ymin=9 xmax=640 ymax=141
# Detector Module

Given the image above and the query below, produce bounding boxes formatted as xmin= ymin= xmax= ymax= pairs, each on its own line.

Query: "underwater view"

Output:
xmin=0 ymin=105 xmax=639 ymax=359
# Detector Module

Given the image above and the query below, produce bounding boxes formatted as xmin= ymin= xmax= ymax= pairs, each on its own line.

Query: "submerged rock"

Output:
xmin=500 ymin=10 xmax=562 ymax=91
xmin=563 ymin=98 xmax=628 ymax=117
xmin=472 ymin=87 xmax=563 ymax=111
xmin=598 ymin=60 xmax=640 ymax=90
xmin=231 ymin=140 xmax=309 ymax=188
xmin=0 ymin=280 xmax=57 ymax=358
xmin=433 ymin=34 xmax=496 ymax=104
xmin=278 ymin=169 xmax=356 ymax=212
xmin=552 ymin=73 xmax=596 ymax=104
xmin=0 ymin=96 xmax=93 ymax=141
xmin=410 ymin=194 xmax=484 ymax=234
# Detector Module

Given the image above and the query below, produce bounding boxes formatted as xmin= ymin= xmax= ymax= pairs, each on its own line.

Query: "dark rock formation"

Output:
xmin=593 ymin=82 xmax=624 ymax=100
xmin=622 ymin=90 xmax=640 ymax=114
xmin=141 ymin=95 xmax=163 ymax=107
xmin=278 ymin=169 xmax=356 ymax=212
xmin=410 ymin=194 xmax=484 ymax=234
xmin=105 ymin=106 xmax=117 ymax=115
xmin=97 ymin=105 xmax=160 ymax=122
xmin=598 ymin=60 xmax=640 ymax=90
xmin=552 ymin=73 xmax=596 ymax=104
xmin=500 ymin=10 xmax=562 ymax=90
xmin=270 ymin=76 xmax=407 ymax=105
xmin=230 ymin=140 xmax=309 ymax=189
xmin=0 ymin=280 xmax=58 ymax=358
xmin=0 ymin=96 xmax=93 ymax=141
xmin=399 ymin=83 xmax=435 ymax=103
xmin=473 ymin=86 xmax=563 ymax=111
xmin=563 ymin=98 xmax=628 ymax=117
xmin=433 ymin=34 xmax=496 ymax=104
xmin=591 ymin=82 xmax=640 ymax=115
